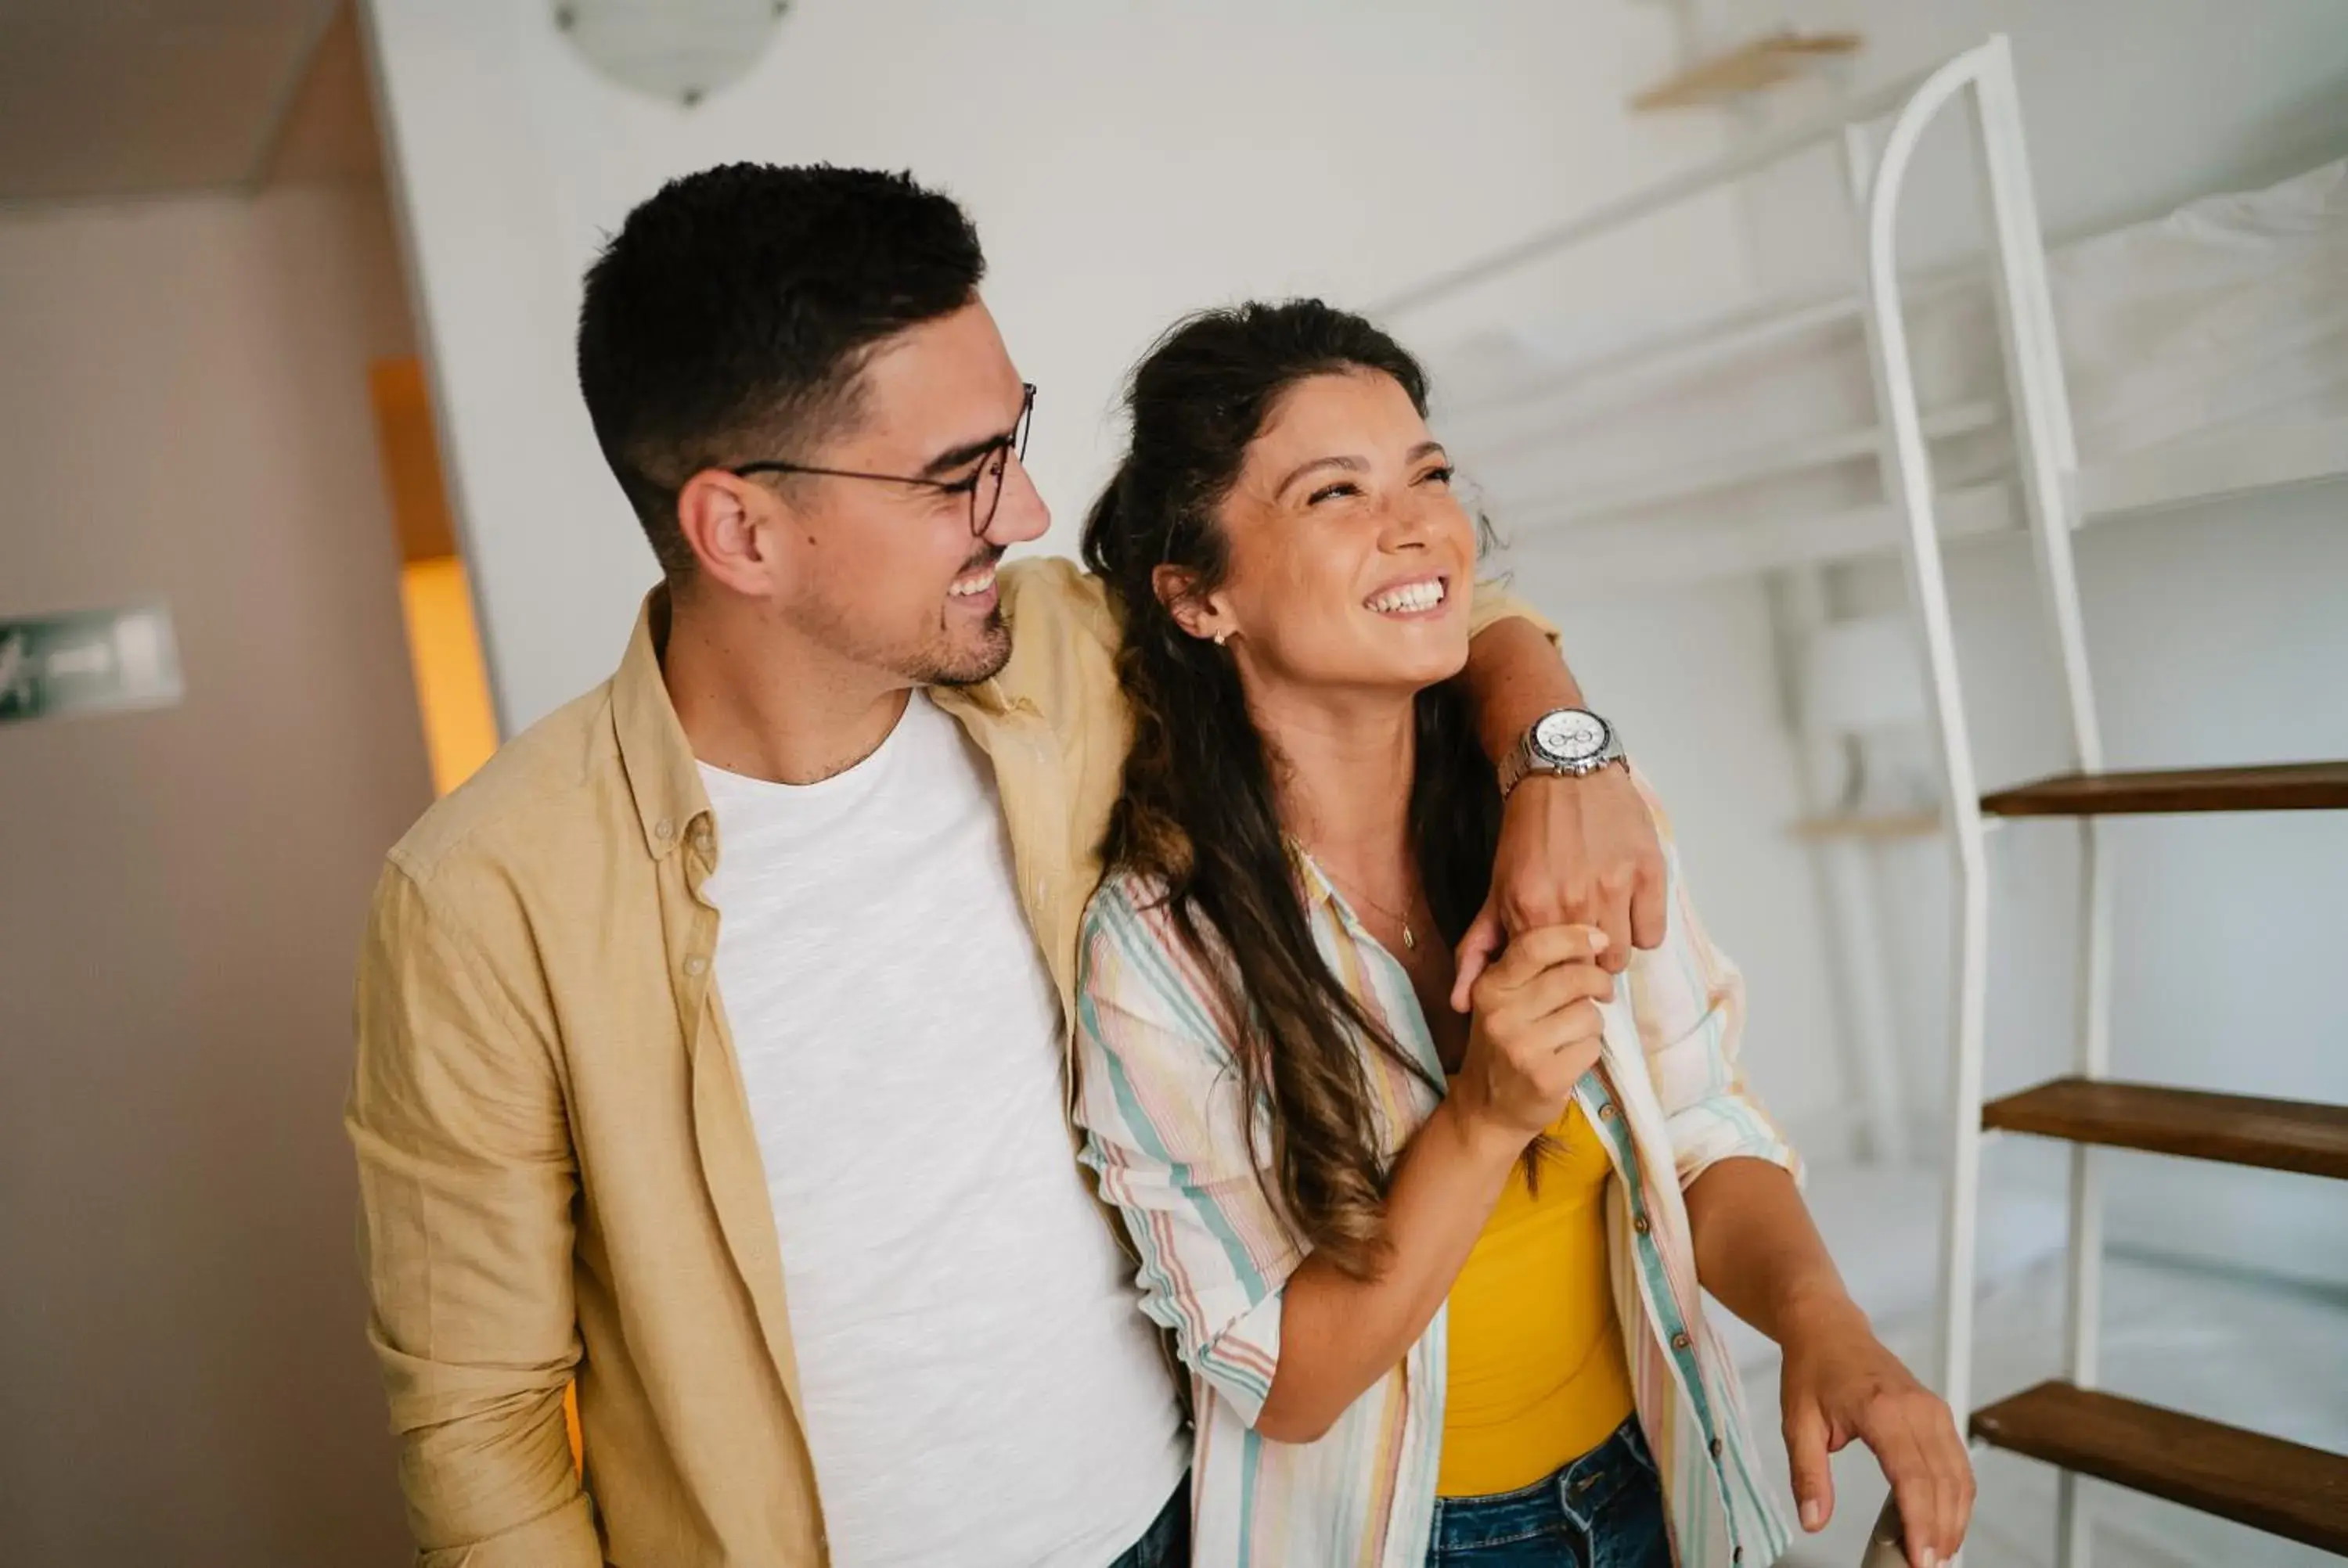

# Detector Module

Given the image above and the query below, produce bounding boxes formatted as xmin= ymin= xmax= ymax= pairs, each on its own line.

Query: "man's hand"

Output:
xmin=1450 ymin=765 xmax=1665 ymax=1010
xmin=1779 ymin=1295 xmax=1975 ymax=1568
xmin=1454 ymin=925 xmax=1614 ymax=1142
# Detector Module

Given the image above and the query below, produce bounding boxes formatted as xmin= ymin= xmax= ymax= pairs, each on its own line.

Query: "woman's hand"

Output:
xmin=1258 ymin=921 xmax=1615 ymax=1443
xmin=1451 ymin=766 xmax=1665 ymax=1009
xmin=1777 ymin=1293 xmax=1975 ymax=1568
xmin=1449 ymin=923 xmax=1614 ymax=1145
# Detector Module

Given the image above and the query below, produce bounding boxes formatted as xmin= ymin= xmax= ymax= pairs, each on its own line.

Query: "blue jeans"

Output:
xmin=1427 ymin=1419 xmax=1672 ymax=1567
xmin=1107 ymin=1476 xmax=1189 ymax=1568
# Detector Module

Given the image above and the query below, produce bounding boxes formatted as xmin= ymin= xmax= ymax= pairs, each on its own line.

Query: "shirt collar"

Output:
xmin=926 ymin=671 xmax=1021 ymax=721
xmin=607 ymin=588 xmax=1032 ymax=862
xmin=1287 ymin=840 xmax=1341 ymax=914
xmin=610 ymin=584 xmax=712 ymax=861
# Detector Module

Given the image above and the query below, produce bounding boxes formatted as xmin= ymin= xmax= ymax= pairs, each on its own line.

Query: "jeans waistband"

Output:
xmin=1428 ymin=1417 xmax=1658 ymax=1551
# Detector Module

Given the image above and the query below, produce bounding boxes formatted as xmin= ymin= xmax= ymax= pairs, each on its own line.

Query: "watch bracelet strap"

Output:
xmin=1498 ymin=724 xmax=1624 ymax=799
xmin=1497 ymin=739 xmax=1525 ymax=798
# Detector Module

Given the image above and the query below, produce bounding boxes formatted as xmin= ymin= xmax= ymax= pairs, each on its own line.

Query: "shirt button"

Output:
xmin=654 ymin=817 xmax=675 ymax=841
xmin=1709 ymin=1437 xmax=1723 ymax=1458
xmin=1671 ymin=1331 xmax=1692 ymax=1350
xmin=1598 ymin=1102 xmax=1619 ymax=1120
xmin=1733 ymin=1552 xmax=1744 ymax=1565
xmin=684 ymin=955 xmax=708 ymax=976
xmin=1633 ymin=1214 xmax=1651 ymax=1235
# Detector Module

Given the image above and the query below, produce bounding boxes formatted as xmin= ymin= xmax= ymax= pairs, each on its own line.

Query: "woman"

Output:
xmin=1072 ymin=300 xmax=1973 ymax=1568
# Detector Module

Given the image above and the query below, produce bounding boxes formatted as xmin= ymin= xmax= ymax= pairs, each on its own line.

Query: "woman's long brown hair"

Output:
xmin=1081 ymin=300 xmax=1503 ymax=1278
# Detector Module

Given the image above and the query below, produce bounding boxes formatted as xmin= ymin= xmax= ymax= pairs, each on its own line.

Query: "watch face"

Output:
xmin=1534 ymin=709 xmax=1609 ymax=764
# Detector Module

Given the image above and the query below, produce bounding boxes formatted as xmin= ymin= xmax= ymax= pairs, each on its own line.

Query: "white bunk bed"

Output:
xmin=1378 ymin=36 xmax=2348 ymax=1568
xmin=1413 ymin=156 xmax=2348 ymax=597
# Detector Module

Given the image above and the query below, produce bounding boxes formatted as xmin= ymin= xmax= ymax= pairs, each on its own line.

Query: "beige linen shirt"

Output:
xmin=348 ymin=558 xmax=1552 ymax=1566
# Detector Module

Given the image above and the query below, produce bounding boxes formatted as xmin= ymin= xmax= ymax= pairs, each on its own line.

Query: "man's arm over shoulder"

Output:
xmin=349 ymin=859 xmax=600 ymax=1568
xmin=1464 ymin=576 xmax=1563 ymax=648
xmin=990 ymin=556 xmax=1121 ymax=718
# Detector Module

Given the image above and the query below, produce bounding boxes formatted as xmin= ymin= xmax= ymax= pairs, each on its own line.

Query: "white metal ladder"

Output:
xmin=1859 ymin=34 xmax=2348 ymax=1568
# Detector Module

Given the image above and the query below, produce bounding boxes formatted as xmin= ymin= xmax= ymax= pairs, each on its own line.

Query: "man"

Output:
xmin=349 ymin=164 xmax=1664 ymax=1568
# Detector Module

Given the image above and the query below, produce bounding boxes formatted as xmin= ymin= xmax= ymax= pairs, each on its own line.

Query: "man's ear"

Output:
xmin=1151 ymin=563 xmax=1230 ymax=643
xmin=677 ymin=469 xmax=787 ymax=598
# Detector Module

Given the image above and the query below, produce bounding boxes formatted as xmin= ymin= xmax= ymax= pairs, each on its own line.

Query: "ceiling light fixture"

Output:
xmin=553 ymin=0 xmax=792 ymax=108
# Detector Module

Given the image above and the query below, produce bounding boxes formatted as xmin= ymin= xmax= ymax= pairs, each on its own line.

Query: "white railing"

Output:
xmin=1857 ymin=36 xmax=2105 ymax=1568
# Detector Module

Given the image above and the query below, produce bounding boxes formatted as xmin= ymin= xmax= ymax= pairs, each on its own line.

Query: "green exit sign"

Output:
xmin=0 ymin=604 xmax=183 ymax=727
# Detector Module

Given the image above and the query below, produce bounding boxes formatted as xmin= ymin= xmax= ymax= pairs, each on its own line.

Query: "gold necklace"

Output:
xmin=1324 ymin=865 xmax=1421 ymax=951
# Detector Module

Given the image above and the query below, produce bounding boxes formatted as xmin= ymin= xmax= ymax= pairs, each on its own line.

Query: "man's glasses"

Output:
xmin=729 ymin=383 xmax=1036 ymax=538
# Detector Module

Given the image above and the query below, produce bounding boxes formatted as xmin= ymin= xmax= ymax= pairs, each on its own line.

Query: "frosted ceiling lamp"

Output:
xmin=553 ymin=0 xmax=792 ymax=107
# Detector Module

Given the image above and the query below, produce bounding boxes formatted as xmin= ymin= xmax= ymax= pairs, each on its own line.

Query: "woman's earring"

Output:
xmin=1212 ymin=628 xmax=1233 ymax=647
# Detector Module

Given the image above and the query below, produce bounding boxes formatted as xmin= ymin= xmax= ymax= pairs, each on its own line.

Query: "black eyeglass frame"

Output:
xmin=728 ymin=383 xmax=1036 ymax=537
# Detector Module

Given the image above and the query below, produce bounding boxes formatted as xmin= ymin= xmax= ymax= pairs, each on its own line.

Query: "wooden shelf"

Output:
xmin=1980 ymin=761 xmax=2348 ymax=817
xmin=1972 ymin=1381 xmax=2348 ymax=1554
xmin=1632 ymin=31 xmax=1864 ymax=112
xmin=1982 ymin=1077 xmax=2348 ymax=1180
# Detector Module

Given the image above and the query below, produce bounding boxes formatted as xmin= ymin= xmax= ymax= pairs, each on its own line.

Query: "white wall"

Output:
xmin=0 ymin=182 xmax=422 ymax=1563
xmin=362 ymin=0 xmax=1755 ymax=731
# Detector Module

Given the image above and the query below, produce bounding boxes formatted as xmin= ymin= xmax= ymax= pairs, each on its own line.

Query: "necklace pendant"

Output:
xmin=1403 ymin=923 xmax=1417 ymax=951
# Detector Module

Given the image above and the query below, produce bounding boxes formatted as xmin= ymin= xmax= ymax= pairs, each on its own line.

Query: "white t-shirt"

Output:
xmin=697 ymin=692 xmax=1185 ymax=1568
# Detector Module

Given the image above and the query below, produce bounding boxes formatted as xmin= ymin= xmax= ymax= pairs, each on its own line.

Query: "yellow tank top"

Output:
xmin=1437 ymin=1098 xmax=1636 ymax=1497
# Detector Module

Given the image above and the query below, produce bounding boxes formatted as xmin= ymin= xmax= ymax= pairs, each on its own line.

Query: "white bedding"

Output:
xmin=1426 ymin=159 xmax=2348 ymax=552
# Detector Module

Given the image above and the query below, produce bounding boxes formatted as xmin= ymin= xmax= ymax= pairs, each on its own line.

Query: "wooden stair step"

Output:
xmin=1979 ymin=761 xmax=2348 ymax=816
xmin=1972 ymin=1380 xmax=2348 ymax=1554
xmin=1983 ymin=1077 xmax=2348 ymax=1180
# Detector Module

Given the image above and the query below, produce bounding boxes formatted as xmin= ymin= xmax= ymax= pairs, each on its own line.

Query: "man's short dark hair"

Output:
xmin=576 ymin=163 xmax=985 ymax=578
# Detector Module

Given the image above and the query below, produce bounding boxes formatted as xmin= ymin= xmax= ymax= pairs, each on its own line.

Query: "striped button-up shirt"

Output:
xmin=1073 ymin=791 xmax=1799 ymax=1567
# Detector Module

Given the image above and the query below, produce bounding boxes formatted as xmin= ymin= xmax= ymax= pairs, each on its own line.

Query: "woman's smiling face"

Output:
xmin=1194 ymin=369 xmax=1477 ymax=698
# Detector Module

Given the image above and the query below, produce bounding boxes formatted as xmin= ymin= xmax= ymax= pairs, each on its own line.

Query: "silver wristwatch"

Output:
xmin=1497 ymin=707 xmax=1624 ymax=797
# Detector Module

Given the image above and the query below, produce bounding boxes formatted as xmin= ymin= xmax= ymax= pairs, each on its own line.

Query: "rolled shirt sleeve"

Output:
xmin=1465 ymin=577 xmax=1562 ymax=646
xmin=1622 ymin=775 xmax=1801 ymax=1190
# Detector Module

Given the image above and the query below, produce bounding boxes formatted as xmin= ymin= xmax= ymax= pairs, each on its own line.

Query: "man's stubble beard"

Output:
xmin=781 ymin=538 xmax=1013 ymax=691
xmin=912 ymin=606 xmax=1012 ymax=689
xmin=897 ymin=543 xmax=1013 ymax=688
xmin=784 ymin=592 xmax=1012 ymax=691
